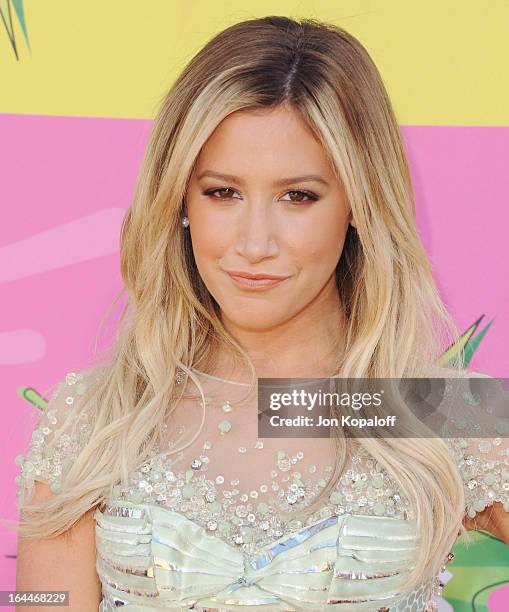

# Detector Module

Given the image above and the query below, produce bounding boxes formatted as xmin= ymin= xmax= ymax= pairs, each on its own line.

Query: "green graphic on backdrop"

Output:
xmin=0 ymin=0 xmax=29 ymax=60
xmin=446 ymin=531 xmax=509 ymax=611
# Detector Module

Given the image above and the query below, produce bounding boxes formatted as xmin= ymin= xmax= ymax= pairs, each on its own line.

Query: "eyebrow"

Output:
xmin=196 ymin=170 xmax=330 ymax=187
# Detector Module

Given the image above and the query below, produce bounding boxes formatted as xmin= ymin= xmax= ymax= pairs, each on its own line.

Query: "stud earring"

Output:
xmin=182 ymin=216 xmax=189 ymax=228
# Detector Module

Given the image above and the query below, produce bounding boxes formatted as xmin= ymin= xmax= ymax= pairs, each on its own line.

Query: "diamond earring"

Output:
xmin=182 ymin=216 xmax=189 ymax=228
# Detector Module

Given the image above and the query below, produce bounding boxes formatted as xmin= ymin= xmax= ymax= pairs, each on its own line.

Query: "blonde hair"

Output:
xmin=6 ymin=15 xmax=468 ymax=591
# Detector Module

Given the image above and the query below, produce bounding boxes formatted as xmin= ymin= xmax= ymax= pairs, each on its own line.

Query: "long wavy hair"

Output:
xmin=8 ymin=15 xmax=468 ymax=591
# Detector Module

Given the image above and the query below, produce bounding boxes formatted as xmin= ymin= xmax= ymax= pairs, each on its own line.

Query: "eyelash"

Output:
xmin=202 ymin=188 xmax=319 ymax=204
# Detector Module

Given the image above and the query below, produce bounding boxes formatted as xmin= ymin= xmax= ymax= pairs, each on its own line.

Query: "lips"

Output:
xmin=225 ymin=270 xmax=290 ymax=280
xmin=225 ymin=270 xmax=291 ymax=290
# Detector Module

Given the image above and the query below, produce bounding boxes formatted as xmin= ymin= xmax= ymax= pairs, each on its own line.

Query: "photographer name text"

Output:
xmin=269 ymin=414 xmax=397 ymax=428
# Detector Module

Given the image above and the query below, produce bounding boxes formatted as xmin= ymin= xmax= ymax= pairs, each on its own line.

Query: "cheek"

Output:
xmin=293 ymin=222 xmax=347 ymax=266
xmin=190 ymin=218 xmax=228 ymax=258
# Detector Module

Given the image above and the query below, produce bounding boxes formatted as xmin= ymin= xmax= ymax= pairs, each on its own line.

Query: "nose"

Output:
xmin=235 ymin=202 xmax=278 ymax=262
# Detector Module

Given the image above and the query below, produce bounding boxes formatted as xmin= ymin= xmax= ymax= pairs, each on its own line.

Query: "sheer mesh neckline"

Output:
xmin=190 ymin=366 xmax=254 ymax=387
xmin=189 ymin=366 xmax=341 ymax=387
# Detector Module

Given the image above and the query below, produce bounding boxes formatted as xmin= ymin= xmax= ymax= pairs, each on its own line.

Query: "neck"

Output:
xmin=214 ymin=277 xmax=346 ymax=380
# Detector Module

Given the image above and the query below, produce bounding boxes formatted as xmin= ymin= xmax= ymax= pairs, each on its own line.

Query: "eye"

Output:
xmin=203 ymin=187 xmax=239 ymax=200
xmin=281 ymin=190 xmax=319 ymax=204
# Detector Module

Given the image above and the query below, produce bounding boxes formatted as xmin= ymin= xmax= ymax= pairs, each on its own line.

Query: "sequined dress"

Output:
xmin=14 ymin=368 xmax=509 ymax=611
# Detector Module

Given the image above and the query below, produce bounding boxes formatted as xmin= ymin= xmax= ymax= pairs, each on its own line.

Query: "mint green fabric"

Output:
xmin=95 ymin=499 xmax=435 ymax=611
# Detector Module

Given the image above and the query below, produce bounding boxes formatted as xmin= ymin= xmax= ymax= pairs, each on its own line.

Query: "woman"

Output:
xmin=11 ymin=15 xmax=509 ymax=611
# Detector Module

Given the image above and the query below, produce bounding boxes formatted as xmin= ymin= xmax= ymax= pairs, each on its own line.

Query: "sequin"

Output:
xmin=278 ymin=459 xmax=291 ymax=471
xmin=218 ymin=420 xmax=231 ymax=434
xmin=65 ymin=372 xmax=78 ymax=385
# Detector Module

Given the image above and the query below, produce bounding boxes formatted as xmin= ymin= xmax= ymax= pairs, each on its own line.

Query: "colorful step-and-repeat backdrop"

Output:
xmin=1 ymin=1 xmax=508 ymax=609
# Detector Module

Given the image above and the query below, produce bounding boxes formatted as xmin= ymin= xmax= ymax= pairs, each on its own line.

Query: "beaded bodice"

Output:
xmin=14 ymin=367 xmax=509 ymax=611
xmin=111 ymin=369 xmax=414 ymax=555
xmin=117 ymin=439 xmax=412 ymax=555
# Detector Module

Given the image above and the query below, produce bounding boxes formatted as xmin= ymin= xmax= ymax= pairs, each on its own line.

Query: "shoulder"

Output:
xmin=15 ymin=369 xmax=99 ymax=508
xmin=442 ymin=368 xmax=509 ymax=519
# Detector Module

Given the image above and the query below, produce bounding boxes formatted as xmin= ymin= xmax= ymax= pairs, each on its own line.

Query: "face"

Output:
xmin=185 ymin=104 xmax=354 ymax=332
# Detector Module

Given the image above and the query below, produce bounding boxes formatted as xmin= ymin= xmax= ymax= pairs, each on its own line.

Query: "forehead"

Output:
xmin=194 ymin=105 xmax=333 ymax=178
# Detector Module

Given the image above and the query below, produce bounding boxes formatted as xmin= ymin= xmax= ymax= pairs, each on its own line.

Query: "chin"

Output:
xmin=220 ymin=308 xmax=284 ymax=330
